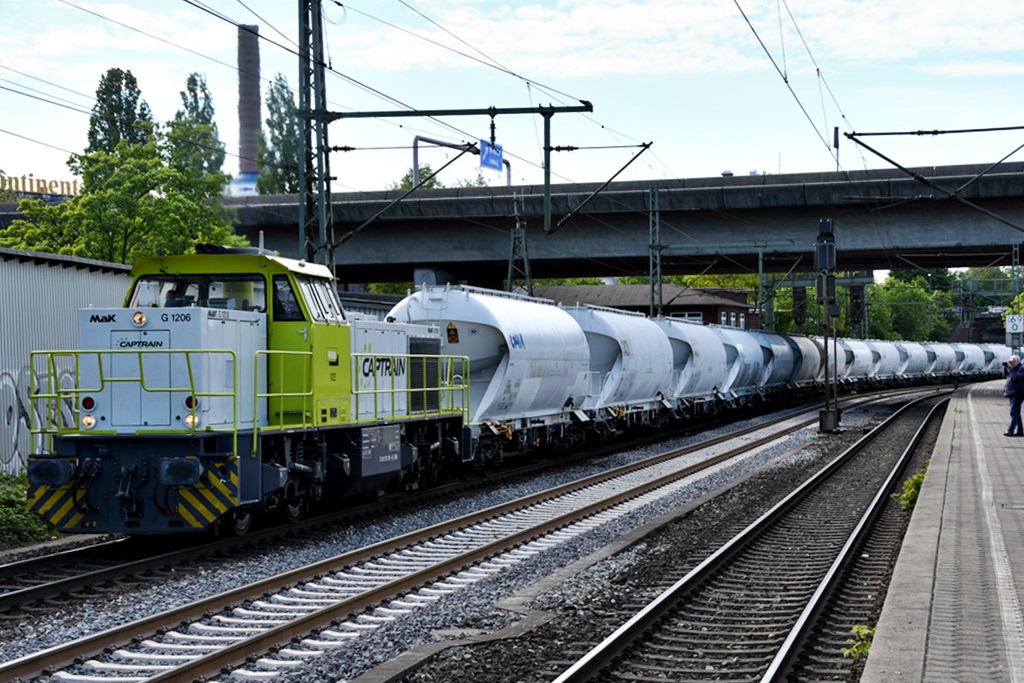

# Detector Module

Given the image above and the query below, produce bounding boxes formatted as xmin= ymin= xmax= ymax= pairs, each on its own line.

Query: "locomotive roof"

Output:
xmin=131 ymin=251 xmax=335 ymax=280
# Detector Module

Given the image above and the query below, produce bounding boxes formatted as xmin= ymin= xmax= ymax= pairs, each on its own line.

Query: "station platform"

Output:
xmin=861 ymin=380 xmax=1024 ymax=682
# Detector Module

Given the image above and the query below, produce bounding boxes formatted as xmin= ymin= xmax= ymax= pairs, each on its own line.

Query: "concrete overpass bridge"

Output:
xmin=163 ymin=162 xmax=1024 ymax=286
xmin=1 ymin=162 xmax=1018 ymax=344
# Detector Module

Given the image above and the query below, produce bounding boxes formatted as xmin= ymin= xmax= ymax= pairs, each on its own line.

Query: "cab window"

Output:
xmin=130 ymin=275 xmax=266 ymax=312
xmin=296 ymin=275 xmax=346 ymax=324
xmin=272 ymin=276 xmax=305 ymax=321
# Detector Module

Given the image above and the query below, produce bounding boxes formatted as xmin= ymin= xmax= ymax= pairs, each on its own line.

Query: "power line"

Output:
xmin=0 ymin=84 xmax=92 ymax=116
xmin=233 ymin=0 xmax=299 ymax=49
xmin=0 ymin=128 xmax=78 ymax=156
xmin=0 ymin=64 xmax=94 ymax=102
xmin=732 ymin=0 xmax=834 ymax=161
xmin=1 ymin=78 xmax=90 ymax=111
xmin=348 ymin=1 xmax=669 ymax=180
xmin=339 ymin=0 xmax=582 ymax=103
xmin=60 ymin=0 xmax=247 ymax=80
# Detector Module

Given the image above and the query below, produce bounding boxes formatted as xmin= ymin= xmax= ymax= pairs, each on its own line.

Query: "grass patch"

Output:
xmin=892 ymin=459 xmax=929 ymax=510
xmin=843 ymin=624 xmax=875 ymax=658
xmin=0 ymin=471 xmax=57 ymax=550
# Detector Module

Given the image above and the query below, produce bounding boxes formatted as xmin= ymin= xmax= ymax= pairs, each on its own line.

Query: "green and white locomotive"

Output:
xmin=26 ymin=247 xmax=469 ymax=535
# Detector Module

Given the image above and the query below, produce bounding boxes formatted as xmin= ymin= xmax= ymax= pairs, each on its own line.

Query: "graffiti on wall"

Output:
xmin=0 ymin=365 xmax=75 ymax=475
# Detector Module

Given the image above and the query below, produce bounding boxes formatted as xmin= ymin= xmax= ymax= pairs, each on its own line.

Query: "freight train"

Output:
xmin=25 ymin=247 xmax=1007 ymax=535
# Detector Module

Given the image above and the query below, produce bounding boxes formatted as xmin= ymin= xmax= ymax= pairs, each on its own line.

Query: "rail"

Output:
xmin=0 ymin=390 xmax=931 ymax=682
xmin=552 ymin=392 xmax=947 ymax=683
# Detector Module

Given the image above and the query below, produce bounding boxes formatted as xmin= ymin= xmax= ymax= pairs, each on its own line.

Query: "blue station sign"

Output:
xmin=480 ymin=140 xmax=503 ymax=171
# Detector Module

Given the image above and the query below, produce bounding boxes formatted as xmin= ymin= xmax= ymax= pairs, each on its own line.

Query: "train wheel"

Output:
xmin=228 ymin=507 xmax=254 ymax=536
xmin=281 ymin=497 xmax=305 ymax=524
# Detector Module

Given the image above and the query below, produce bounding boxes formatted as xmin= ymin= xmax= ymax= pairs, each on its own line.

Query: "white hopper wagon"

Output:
xmin=711 ymin=327 xmax=764 ymax=401
xmin=654 ymin=318 xmax=729 ymax=407
xmin=563 ymin=304 xmax=673 ymax=419
xmin=387 ymin=285 xmax=592 ymax=447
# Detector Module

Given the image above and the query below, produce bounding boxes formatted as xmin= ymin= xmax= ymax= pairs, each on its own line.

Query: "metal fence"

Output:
xmin=0 ymin=248 xmax=130 ymax=475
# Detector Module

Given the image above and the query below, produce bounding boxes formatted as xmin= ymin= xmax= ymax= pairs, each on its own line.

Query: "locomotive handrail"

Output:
xmin=351 ymin=352 xmax=470 ymax=424
xmin=29 ymin=349 xmax=241 ymax=457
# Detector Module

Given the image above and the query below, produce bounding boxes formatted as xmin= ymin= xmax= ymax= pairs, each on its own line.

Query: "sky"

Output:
xmin=2 ymin=0 xmax=1024 ymax=196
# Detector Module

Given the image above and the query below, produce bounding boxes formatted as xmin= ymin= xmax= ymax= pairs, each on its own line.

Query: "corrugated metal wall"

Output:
xmin=0 ymin=249 xmax=130 ymax=475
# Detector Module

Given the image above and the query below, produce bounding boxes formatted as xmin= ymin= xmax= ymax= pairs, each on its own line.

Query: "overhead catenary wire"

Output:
xmin=7 ymin=1 xmax=342 ymax=184
xmin=51 ymin=0 xmax=655 ymax=191
xmin=0 ymin=128 xmax=78 ymax=156
xmin=1 ymin=84 xmax=93 ymax=116
xmin=733 ymin=0 xmax=834 ymax=165
xmin=335 ymin=1 xmax=670 ymax=181
xmin=0 ymin=64 xmax=94 ymax=103
xmin=178 ymin=0 xmax=549 ymax=181
xmin=334 ymin=146 xmax=476 ymax=247
xmin=846 ymin=129 xmax=1024 ymax=235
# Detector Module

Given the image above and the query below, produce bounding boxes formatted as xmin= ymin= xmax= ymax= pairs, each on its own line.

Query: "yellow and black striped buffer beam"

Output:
xmin=27 ymin=483 xmax=87 ymax=530
xmin=175 ymin=464 xmax=240 ymax=529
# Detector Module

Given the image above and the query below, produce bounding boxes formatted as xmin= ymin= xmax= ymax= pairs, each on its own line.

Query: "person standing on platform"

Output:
xmin=1005 ymin=355 xmax=1024 ymax=436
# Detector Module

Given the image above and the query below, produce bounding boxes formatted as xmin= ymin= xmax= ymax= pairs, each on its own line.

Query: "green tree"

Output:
xmin=256 ymin=74 xmax=300 ymax=194
xmin=390 ymin=165 xmax=445 ymax=190
xmin=86 ymin=68 xmax=153 ymax=154
xmin=963 ymin=265 xmax=1007 ymax=281
xmin=871 ymin=278 xmax=936 ymax=341
xmin=1 ymin=133 xmax=245 ymax=264
xmin=368 ymin=282 xmax=415 ymax=295
xmin=167 ymin=72 xmax=225 ymax=178
xmin=865 ymin=283 xmax=894 ymax=339
xmin=889 ymin=267 xmax=954 ymax=292
xmin=455 ymin=170 xmax=489 ymax=188
xmin=533 ymin=277 xmax=605 ymax=286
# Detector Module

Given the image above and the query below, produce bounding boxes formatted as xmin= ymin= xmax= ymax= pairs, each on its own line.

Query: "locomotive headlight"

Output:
xmin=132 ymin=310 xmax=147 ymax=327
xmin=184 ymin=412 xmax=200 ymax=429
xmin=81 ymin=414 xmax=96 ymax=429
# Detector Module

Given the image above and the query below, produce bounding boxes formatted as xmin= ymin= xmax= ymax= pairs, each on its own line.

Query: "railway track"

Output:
xmin=0 ymin=390 xmax=893 ymax=683
xmin=551 ymin=393 xmax=945 ymax=683
xmin=0 ymin=392 xmax=852 ymax=620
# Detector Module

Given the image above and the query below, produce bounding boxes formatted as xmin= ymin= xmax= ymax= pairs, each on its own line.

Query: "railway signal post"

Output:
xmin=817 ymin=217 xmax=841 ymax=433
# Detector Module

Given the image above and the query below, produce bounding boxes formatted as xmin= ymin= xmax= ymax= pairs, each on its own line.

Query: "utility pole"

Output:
xmin=297 ymin=0 xmax=335 ymax=268
xmin=297 ymin=0 xmax=591 ymax=268
xmin=649 ymin=184 xmax=662 ymax=317
xmin=507 ymin=194 xmax=533 ymax=296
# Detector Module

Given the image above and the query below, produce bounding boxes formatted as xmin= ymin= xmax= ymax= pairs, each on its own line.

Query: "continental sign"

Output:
xmin=1 ymin=172 xmax=81 ymax=197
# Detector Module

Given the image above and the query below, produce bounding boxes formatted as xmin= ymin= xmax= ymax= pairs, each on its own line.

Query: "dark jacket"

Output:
xmin=1008 ymin=363 xmax=1024 ymax=397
